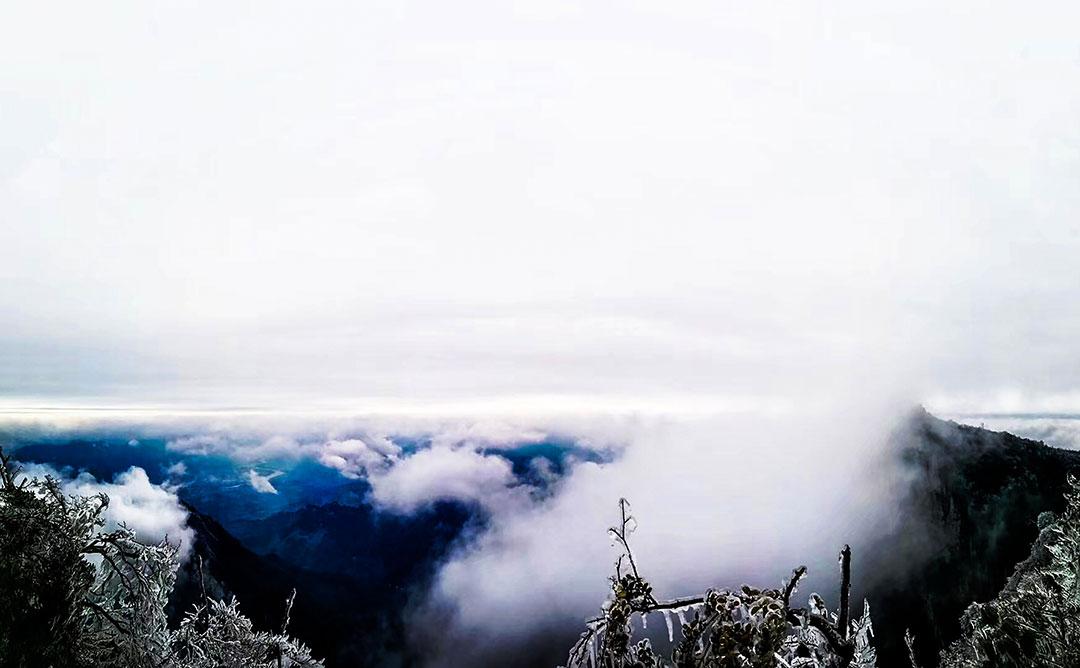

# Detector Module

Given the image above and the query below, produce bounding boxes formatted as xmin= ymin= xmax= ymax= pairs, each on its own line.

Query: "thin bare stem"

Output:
xmin=608 ymin=498 xmax=641 ymax=580
xmin=905 ymin=629 xmax=921 ymax=668
xmin=282 ymin=589 xmax=297 ymax=634
xmin=197 ymin=555 xmax=207 ymax=601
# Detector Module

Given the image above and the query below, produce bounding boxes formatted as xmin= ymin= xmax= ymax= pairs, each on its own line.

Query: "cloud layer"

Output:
xmin=412 ymin=401 xmax=909 ymax=665
xmin=247 ymin=469 xmax=283 ymax=494
xmin=317 ymin=437 xmax=400 ymax=479
xmin=3 ymin=2 xmax=1080 ymax=411
xmin=370 ymin=445 xmax=522 ymax=513
xmin=1 ymin=399 xmax=936 ymax=665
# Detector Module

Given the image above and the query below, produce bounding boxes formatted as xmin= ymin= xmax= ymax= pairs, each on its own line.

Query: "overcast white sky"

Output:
xmin=3 ymin=1 xmax=1080 ymax=413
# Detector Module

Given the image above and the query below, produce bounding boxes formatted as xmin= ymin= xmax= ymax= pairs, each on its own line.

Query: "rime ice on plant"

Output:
xmin=0 ymin=448 xmax=324 ymax=668
xmin=937 ymin=475 xmax=1080 ymax=668
xmin=565 ymin=499 xmax=877 ymax=668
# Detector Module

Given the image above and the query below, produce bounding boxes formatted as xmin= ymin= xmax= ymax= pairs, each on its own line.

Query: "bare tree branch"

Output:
xmin=838 ymin=544 xmax=852 ymax=639
xmin=783 ymin=565 xmax=808 ymax=608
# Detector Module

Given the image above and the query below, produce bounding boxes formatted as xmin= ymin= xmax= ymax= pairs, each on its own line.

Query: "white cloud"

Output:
xmin=317 ymin=437 xmax=400 ymax=479
xmin=166 ymin=434 xmax=234 ymax=457
xmin=246 ymin=469 xmax=283 ymax=494
xmin=369 ymin=446 xmax=523 ymax=514
xmin=426 ymin=422 xmax=548 ymax=450
xmin=413 ymin=400 xmax=911 ymax=665
xmin=166 ymin=460 xmax=188 ymax=478
xmin=167 ymin=433 xmax=303 ymax=462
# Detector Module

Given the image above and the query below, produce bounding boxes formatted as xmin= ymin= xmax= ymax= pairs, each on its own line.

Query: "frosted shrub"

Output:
xmin=565 ymin=499 xmax=876 ymax=668
xmin=172 ymin=594 xmax=321 ymax=667
xmin=937 ymin=475 xmax=1080 ymax=667
xmin=0 ymin=449 xmax=323 ymax=668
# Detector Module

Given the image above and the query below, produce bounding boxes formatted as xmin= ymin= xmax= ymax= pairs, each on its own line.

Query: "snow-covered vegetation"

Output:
xmin=0 ymin=449 xmax=322 ymax=668
xmin=563 ymin=500 xmax=876 ymax=668
xmin=567 ymin=485 xmax=1080 ymax=668
xmin=937 ymin=475 xmax=1080 ymax=667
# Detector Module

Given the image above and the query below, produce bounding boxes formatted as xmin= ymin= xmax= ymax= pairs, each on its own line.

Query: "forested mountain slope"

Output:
xmin=862 ymin=410 xmax=1080 ymax=666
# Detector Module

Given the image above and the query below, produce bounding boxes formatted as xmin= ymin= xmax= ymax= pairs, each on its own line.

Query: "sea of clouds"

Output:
xmin=1 ymin=395 xmax=916 ymax=666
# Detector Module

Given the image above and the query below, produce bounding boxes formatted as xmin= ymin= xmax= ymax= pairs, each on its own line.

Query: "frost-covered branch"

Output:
xmin=838 ymin=544 xmax=852 ymax=640
xmin=565 ymin=499 xmax=877 ymax=668
xmin=939 ymin=474 xmax=1080 ymax=668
